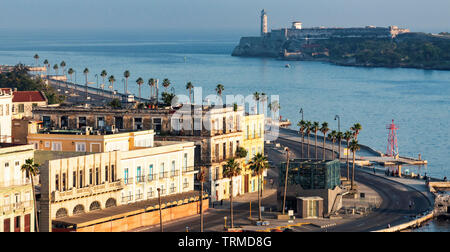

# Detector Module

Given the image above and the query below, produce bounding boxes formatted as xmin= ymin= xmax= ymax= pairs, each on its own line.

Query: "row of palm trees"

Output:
xmin=297 ymin=120 xmax=362 ymax=189
xmin=196 ymin=153 xmax=269 ymax=231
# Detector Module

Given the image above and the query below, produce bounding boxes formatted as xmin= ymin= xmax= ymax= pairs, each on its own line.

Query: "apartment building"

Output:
xmin=0 ymin=143 xmax=36 ymax=232
xmin=37 ymin=133 xmax=196 ymax=232
xmin=0 ymin=88 xmax=12 ymax=143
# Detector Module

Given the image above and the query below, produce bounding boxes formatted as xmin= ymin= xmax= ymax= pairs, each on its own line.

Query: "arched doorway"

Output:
xmin=105 ymin=198 xmax=117 ymax=208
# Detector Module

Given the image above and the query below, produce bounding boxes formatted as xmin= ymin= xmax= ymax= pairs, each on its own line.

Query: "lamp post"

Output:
xmin=335 ymin=115 xmax=340 ymax=159
xmin=282 ymin=147 xmax=290 ymax=215
xmin=299 ymin=108 xmax=303 ymax=121
xmin=157 ymin=188 xmax=163 ymax=232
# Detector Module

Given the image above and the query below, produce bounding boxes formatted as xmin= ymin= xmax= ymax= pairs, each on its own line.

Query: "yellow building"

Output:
xmin=28 ymin=129 xmax=154 ymax=153
xmin=241 ymin=114 xmax=265 ymax=194
xmin=0 ymin=143 xmax=36 ymax=232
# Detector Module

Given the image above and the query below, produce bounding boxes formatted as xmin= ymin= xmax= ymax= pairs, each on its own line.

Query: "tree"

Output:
xmin=236 ymin=147 xmax=248 ymax=159
xmin=83 ymin=68 xmax=89 ymax=99
xmin=223 ymin=158 xmax=241 ymax=228
xmin=312 ymin=121 xmax=320 ymax=160
xmin=215 ymin=84 xmax=224 ymax=98
xmin=60 ymin=61 xmax=66 ymax=75
xmin=320 ymin=122 xmax=330 ymax=160
xmin=349 ymin=139 xmax=360 ymax=190
xmin=196 ymin=167 xmax=207 ymax=232
xmin=108 ymin=98 xmax=122 ymax=108
xmin=268 ymin=101 xmax=280 ymax=120
xmin=100 ymin=70 xmax=107 ymax=94
xmin=136 ymin=77 xmax=144 ymax=103
xmin=123 ymin=70 xmax=130 ymax=94
xmin=350 ymin=123 xmax=362 ymax=140
xmin=253 ymin=92 xmax=260 ymax=114
xmin=67 ymin=68 xmax=74 ymax=82
xmin=53 ymin=64 xmax=59 ymax=75
xmin=336 ymin=131 xmax=343 ymax=160
xmin=43 ymin=59 xmax=49 ymax=75
xmin=305 ymin=121 xmax=312 ymax=159
xmin=33 ymin=54 xmax=39 ymax=67
xmin=108 ymin=75 xmax=116 ymax=98
xmin=162 ymin=78 xmax=171 ymax=92
xmin=328 ymin=130 xmax=337 ymax=160
xmin=260 ymin=93 xmax=267 ymax=116
xmin=343 ymin=131 xmax=353 ymax=181
xmin=297 ymin=120 xmax=306 ymax=158
xmin=148 ymin=78 xmax=156 ymax=100
xmin=161 ymin=92 xmax=176 ymax=105
xmin=248 ymin=153 xmax=268 ymax=221
xmin=21 ymin=158 xmax=40 ymax=232
xmin=186 ymin=82 xmax=194 ymax=103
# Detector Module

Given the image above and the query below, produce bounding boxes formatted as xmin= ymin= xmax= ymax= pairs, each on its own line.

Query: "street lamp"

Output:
xmin=282 ymin=147 xmax=290 ymax=215
xmin=157 ymin=188 xmax=163 ymax=232
xmin=299 ymin=108 xmax=304 ymax=121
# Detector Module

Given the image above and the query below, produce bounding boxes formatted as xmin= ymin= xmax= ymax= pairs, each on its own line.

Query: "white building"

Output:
xmin=0 ymin=89 xmax=12 ymax=143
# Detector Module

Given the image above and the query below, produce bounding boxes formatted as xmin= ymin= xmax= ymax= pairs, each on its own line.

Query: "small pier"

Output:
xmin=428 ymin=182 xmax=450 ymax=218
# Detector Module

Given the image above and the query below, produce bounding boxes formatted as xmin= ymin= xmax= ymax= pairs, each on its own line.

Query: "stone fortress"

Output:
xmin=232 ymin=9 xmax=410 ymax=58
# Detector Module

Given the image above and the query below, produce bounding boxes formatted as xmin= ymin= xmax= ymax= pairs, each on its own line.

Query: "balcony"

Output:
xmin=0 ymin=200 xmax=33 ymax=214
xmin=124 ymin=177 xmax=134 ymax=185
xmin=147 ymin=174 xmax=157 ymax=182
xmin=183 ymin=183 xmax=189 ymax=189
xmin=121 ymin=195 xmax=132 ymax=204
xmin=182 ymin=166 xmax=196 ymax=174
xmin=169 ymin=170 xmax=179 ymax=178
xmin=135 ymin=193 xmax=144 ymax=201
xmin=159 ymin=172 xmax=169 ymax=179
xmin=135 ymin=175 xmax=146 ymax=184
xmin=52 ymin=180 xmax=125 ymax=202
xmin=147 ymin=191 xmax=154 ymax=199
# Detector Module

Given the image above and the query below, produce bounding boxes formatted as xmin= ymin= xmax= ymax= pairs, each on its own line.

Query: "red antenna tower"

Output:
xmin=386 ymin=119 xmax=399 ymax=157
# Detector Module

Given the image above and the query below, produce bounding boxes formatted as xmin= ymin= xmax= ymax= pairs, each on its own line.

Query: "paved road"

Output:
xmin=274 ymin=136 xmax=432 ymax=232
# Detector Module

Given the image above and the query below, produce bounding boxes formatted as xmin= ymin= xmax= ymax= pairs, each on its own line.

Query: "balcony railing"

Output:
xmin=147 ymin=174 xmax=157 ymax=182
xmin=136 ymin=176 xmax=146 ymax=183
xmin=169 ymin=187 xmax=176 ymax=194
xmin=169 ymin=170 xmax=179 ymax=178
xmin=159 ymin=172 xmax=168 ymax=179
xmin=135 ymin=193 xmax=143 ymax=201
xmin=183 ymin=183 xmax=189 ymax=189
xmin=0 ymin=201 xmax=33 ymax=213
xmin=0 ymin=179 xmax=31 ymax=188
xmin=147 ymin=191 xmax=154 ymax=199
xmin=124 ymin=177 xmax=134 ymax=185
xmin=122 ymin=195 xmax=132 ymax=203
xmin=182 ymin=166 xmax=196 ymax=173
xmin=52 ymin=180 xmax=125 ymax=202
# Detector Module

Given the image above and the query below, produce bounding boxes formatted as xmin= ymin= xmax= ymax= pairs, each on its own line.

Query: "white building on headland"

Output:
xmin=0 ymin=89 xmax=12 ymax=143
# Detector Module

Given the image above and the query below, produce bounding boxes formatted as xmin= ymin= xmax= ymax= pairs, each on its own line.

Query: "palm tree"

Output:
xmin=260 ymin=93 xmax=267 ymax=116
xmin=350 ymin=123 xmax=362 ymax=140
xmin=148 ymin=78 xmax=155 ymax=100
xmin=215 ymin=84 xmax=224 ymax=98
xmin=123 ymin=70 xmax=130 ymax=94
xmin=349 ymin=139 xmax=360 ymax=190
xmin=253 ymin=92 xmax=260 ymax=114
xmin=223 ymin=158 xmax=241 ymax=228
xmin=268 ymin=101 xmax=280 ymax=120
xmin=297 ymin=120 xmax=306 ymax=158
xmin=162 ymin=78 xmax=171 ymax=92
xmin=100 ymin=70 xmax=107 ymax=95
xmin=312 ymin=121 xmax=320 ymax=160
xmin=21 ymin=158 xmax=39 ymax=232
xmin=67 ymin=68 xmax=74 ymax=82
xmin=343 ymin=131 xmax=353 ymax=181
xmin=336 ymin=131 xmax=343 ymax=160
xmin=43 ymin=59 xmax=49 ymax=75
xmin=328 ymin=130 xmax=337 ymax=160
xmin=33 ymin=54 xmax=39 ymax=66
xmin=320 ymin=122 xmax=330 ymax=160
xmin=83 ymin=68 xmax=89 ymax=99
xmin=186 ymin=82 xmax=194 ymax=103
xmin=108 ymin=75 xmax=116 ymax=99
xmin=60 ymin=61 xmax=66 ymax=75
xmin=53 ymin=64 xmax=59 ymax=75
xmin=305 ymin=121 xmax=312 ymax=159
xmin=248 ymin=153 xmax=268 ymax=221
xmin=196 ymin=167 xmax=207 ymax=232
xmin=136 ymin=77 xmax=144 ymax=103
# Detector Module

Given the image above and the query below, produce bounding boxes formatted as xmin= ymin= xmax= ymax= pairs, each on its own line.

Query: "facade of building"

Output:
xmin=0 ymin=143 xmax=36 ymax=232
xmin=28 ymin=129 xmax=154 ymax=153
xmin=12 ymin=91 xmax=47 ymax=120
xmin=11 ymin=119 xmax=42 ymax=145
xmin=0 ymin=89 xmax=12 ymax=143
xmin=37 ymin=132 xmax=196 ymax=232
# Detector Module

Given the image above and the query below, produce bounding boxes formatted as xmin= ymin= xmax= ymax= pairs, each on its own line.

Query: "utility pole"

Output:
xmin=282 ymin=147 xmax=290 ymax=215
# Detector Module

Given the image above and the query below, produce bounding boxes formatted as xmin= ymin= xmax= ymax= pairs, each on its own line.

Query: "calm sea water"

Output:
xmin=0 ymin=30 xmax=448 ymax=231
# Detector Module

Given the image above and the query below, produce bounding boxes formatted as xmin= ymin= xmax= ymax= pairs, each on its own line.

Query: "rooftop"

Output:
xmin=13 ymin=91 xmax=46 ymax=103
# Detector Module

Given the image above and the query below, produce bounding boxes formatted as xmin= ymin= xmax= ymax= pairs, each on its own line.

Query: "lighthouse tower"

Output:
xmin=261 ymin=9 xmax=268 ymax=36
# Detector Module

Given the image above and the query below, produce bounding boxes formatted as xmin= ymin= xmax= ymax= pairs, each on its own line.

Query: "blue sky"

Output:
xmin=1 ymin=0 xmax=449 ymax=34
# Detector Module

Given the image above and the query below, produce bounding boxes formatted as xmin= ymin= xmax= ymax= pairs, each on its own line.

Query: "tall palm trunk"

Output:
xmin=331 ymin=141 xmax=335 ymax=160
xmin=323 ymin=136 xmax=326 ymax=160
xmin=230 ymin=177 xmax=234 ymax=228
xmin=315 ymin=133 xmax=318 ymax=160
xmin=351 ymin=150 xmax=356 ymax=190
xmin=307 ymin=136 xmax=310 ymax=159
xmin=301 ymin=132 xmax=304 ymax=158
xmin=258 ymin=173 xmax=262 ymax=221
xmin=338 ymin=139 xmax=342 ymax=160
xmin=200 ymin=181 xmax=204 ymax=232
xmin=31 ymin=177 xmax=39 ymax=232
xmin=347 ymin=142 xmax=350 ymax=181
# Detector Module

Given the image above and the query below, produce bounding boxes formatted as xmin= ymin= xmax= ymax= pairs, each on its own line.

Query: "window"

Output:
xmin=62 ymin=173 xmax=66 ymax=191
xmin=5 ymin=162 xmax=9 ymax=168
xmin=42 ymin=116 xmax=51 ymax=128
xmin=89 ymin=169 xmax=93 ymax=185
xmin=183 ymin=154 xmax=188 ymax=171
xmin=51 ymin=142 xmax=62 ymax=151
xmin=73 ymin=171 xmax=76 ymax=188
xmin=95 ymin=168 xmax=99 ymax=185
xmin=223 ymin=142 xmax=226 ymax=159
xmin=79 ymin=171 xmax=83 ymax=188
xmin=105 ymin=165 xmax=109 ymax=182
xmin=111 ymin=165 xmax=115 ymax=181
xmin=6 ymin=104 xmax=9 ymax=116
xmin=137 ymin=166 xmax=142 ymax=182
xmin=76 ymin=143 xmax=86 ymax=152
xmin=55 ymin=174 xmax=59 ymax=191
xmin=160 ymin=163 xmax=165 ymax=178
xmin=148 ymin=164 xmax=154 ymax=181
xmin=78 ymin=117 xmax=87 ymax=128
xmin=171 ymin=161 xmax=176 ymax=177
xmin=18 ymin=104 xmax=24 ymax=113
xmin=124 ymin=168 xmax=129 ymax=184
xmin=134 ymin=118 xmax=143 ymax=130
xmin=97 ymin=117 xmax=105 ymax=128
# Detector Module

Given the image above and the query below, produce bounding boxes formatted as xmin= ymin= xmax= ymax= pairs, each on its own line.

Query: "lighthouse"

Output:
xmin=261 ymin=9 xmax=268 ymax=36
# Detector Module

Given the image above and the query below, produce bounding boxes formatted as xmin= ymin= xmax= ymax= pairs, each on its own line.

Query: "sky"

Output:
xmin=0 ymin=0 xmax=449 ymax=34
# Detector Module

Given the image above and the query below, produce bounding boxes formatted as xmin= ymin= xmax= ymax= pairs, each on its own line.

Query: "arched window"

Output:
xmin=73 ymin=204 xmax=85 ymax=215
xmin=105 ymin=198 xmax=117 ymax=208
xmin=89 ymin=201 xmax=101 ymax=211
xmin=55 ymin=208 xmax=68 ymax=218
